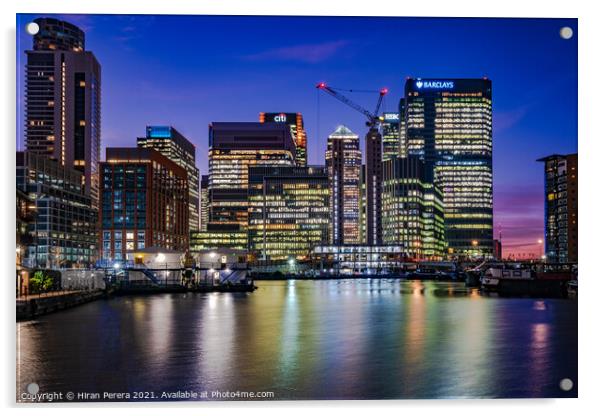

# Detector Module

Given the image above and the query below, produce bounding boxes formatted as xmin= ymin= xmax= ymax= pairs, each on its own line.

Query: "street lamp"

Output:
xmin=537 ymin=239 xmax=544 ymax=260
xmin=288 ymin=258 xmax=296 ymax=274
xmin=471 ymin=240 xmax=479 ymax=259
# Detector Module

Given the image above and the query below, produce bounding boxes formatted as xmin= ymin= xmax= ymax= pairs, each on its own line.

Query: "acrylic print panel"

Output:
xmin=15 ymin=13 xmax=578 ymax=402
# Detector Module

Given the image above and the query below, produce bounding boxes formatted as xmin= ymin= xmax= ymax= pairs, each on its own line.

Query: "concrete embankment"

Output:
xmin=17 ymin=289 xmax=108 ymax=321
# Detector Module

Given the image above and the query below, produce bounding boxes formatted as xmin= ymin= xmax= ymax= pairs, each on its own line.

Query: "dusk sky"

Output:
xmin=16 ymin=14 xmax=578 ymax=257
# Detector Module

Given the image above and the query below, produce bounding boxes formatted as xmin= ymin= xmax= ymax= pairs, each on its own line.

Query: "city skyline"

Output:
xmin=16 ymin=14 xmax=578 ymax=257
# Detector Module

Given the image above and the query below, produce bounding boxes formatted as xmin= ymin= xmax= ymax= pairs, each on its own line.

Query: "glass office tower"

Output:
xmin=381 ymin=112 xmax=401 ymax=161
xmin=259 ymin=112 xmax=307 ymax=166
xmin=208 ymin=122 xmax=296 ymax=228
xmin=248 ymin=165 xmax=330 ymax=261
xmin=382 ymin=156 xmax=445 ymax=260
xmin=404 ymin=78 xmax=493 ymax=257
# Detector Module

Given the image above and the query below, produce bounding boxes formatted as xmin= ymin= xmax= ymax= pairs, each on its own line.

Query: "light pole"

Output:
xmin=471 ymin=240 xmax=479 ymax=259
xmin=537 ymin=239 xmax=544 ymax=261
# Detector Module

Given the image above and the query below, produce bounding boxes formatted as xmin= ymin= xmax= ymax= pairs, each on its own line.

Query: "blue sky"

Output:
xmin=16 ymin=14 xmax=577 ymax=256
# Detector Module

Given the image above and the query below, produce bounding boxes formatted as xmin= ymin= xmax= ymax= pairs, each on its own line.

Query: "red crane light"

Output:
xmin=317 ymin=82 xmax=327 ymax=89
xmin=380 ymin=87 xmax=389 ymax=95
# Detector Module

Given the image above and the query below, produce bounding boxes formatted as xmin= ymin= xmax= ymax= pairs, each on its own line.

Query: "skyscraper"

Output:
xmin=325 ymin=125 xmax=361 ymax=245
xmin=137 ymin=126 xmax=200 ymax=231
xmin=537 ymin=153 xmax=578 ymax=263
xmin=404 ymin=78 xmax=493 ymax=257
xmin=200 ymin=175 xmax=209 ymax=232
xmin=24 ymin=17 xmax=101 ymax=206
xmin=381 ymin=112 xmax=401 ymax=161
xmin=99 ymin=148 xmax=189 ymax=261
xmin=398 ymin=98 xmax=407 ymax=157
xmin=382 ymin=156 xmax=446 ymax=259
xmin=248 ymin=165 xmax=330 ymax=261
xmin=365 ymin=129 xmax=383 ymax=245
xmin=208 ymin=122 xmax=296 ymax=228
xmin=259 ymin=112 xmax=307 ymax=166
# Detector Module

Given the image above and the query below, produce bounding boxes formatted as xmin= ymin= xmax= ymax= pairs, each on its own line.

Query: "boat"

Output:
xmin=567 ymin=280 xmax=578 ymax=297
xmin=481 ymin=263 xmax=574 ymax=297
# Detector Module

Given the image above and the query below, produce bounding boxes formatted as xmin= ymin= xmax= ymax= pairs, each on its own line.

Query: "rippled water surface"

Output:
xmin=17 ymin=280 xmax=578 ymax=400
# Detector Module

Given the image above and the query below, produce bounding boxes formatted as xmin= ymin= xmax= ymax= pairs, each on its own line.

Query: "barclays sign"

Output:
xmin=415 ymin=80 xmax=454 ymax=89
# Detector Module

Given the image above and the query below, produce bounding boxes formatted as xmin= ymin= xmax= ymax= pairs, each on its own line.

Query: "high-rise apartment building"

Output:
xmin=404 ymin=78 xmax=493 ymax=257
xmin=537 ymin=153 xmax=578 ymax=263
xmin=248 ymin=166 xmax=330 ymax=261
xmin=137 ymin=126 xmax=200 ymax=231
xmin=208 ymin=122 xmax=296 ymax=228
xmin=16 ymin=151 xmax=98 ymax=268
xmin=24 ymin=17 xmax=101 ymax=206
xmin=325 ymin=125 xmax=361 ymax=245
xmin=382 ymin=156 xmax=446 ymax=260
xmin=99 ymin=148 xmax=189 ymax=261
xmin=259 ymin=112 xmax=307 ymax=166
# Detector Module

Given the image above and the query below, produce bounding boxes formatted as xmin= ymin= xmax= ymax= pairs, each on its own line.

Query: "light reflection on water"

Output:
xmin=16 ymin=280 xmax=577 ymax=400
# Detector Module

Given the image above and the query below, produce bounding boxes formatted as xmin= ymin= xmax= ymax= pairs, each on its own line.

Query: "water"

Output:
xmin=17 ymin=280 xmax=578 ymax=400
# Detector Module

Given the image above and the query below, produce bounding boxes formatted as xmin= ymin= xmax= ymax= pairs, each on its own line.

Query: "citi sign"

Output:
xmin=415 ymin=80 xmax=455 ymax=89
xmin=274 ymin=113 xmax=288 ymax=122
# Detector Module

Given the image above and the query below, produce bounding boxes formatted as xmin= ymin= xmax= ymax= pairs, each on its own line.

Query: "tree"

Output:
xmin=30 ymin=271 xmax=54 ymax=293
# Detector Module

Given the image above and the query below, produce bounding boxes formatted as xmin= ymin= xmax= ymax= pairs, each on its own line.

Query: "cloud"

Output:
xmin=109 ymin=16 xmax=156 ymax=50
xmin=494 ymin=105 xmax=530 ymax=133
xmin=244 ymin=40 xmax=350 ymax=64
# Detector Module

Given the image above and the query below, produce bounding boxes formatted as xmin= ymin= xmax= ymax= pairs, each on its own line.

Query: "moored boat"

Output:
xmin=481 ymin=263 xmax=574 ymax=297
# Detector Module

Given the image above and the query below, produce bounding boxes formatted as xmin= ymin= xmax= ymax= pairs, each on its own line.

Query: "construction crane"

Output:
xmin=316 ymin=82 xmax=388 ymax=128
xmin=316 ymin=81 xmax=388 ymax=246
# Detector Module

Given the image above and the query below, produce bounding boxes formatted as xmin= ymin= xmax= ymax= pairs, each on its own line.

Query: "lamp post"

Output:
xmin=537 ymin=239 xmax=544 ymax=262
xmin=471 ymin=240 xmax=479 ymax=259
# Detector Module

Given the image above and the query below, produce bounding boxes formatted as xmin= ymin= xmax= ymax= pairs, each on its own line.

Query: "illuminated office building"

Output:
xmin=190 ymin=223 xmax=248 ymax=252
xmin=200 ymin=175 xmax=209 ymax=232
xmin=137 ymin=126 xmax=200 ymax=231
xmin=404 ymin=78 xmax=493 ymax=256
xmin=208 ymin=122 xmax=296 ymax=228
xmin=24 ymin=18 xmax=101 ymax=207
xmin=398 ymin=99 xmax=408 ymax=157
xmin=365 ymin=129 xmax=383 ymax=246
xmin=16 ymin=151 xmax=97 ymax=268
xmin=382 ymin=156 xmax=445 ymax=260
xmin=99 ymin=148 xmax=189 ymax=261
xmin=325 ymin=125 xmax=361 ymax=245
xmin=248 ymin=166 xmax=330 ymax=261
xmin=359 ymin=167 xmax=366 ymax=243
xmin=259 ymin=112 xmax=307 ymax=166
xmin=537 ymin=153 xmax=578 ymax=263
xmin=381 ymin=112 xmax=401 ymax=161
xmin=311 ymin=245 xmax=405 ymax=275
